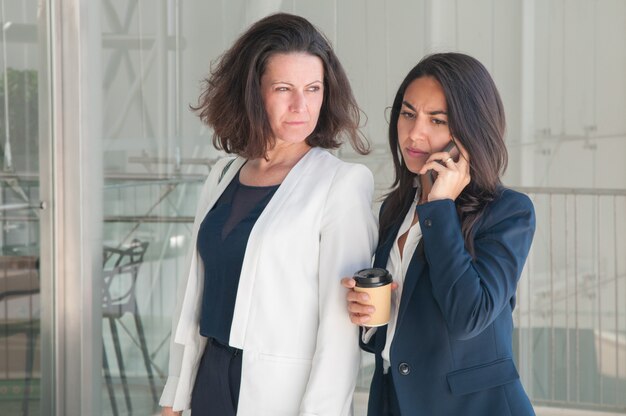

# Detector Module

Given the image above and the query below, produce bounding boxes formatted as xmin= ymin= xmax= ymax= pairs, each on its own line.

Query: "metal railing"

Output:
xmin=514 ymin=187 xmax=626 ymax=413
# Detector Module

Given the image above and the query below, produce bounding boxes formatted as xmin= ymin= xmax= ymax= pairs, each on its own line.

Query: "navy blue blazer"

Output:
xmin=362 ymin=188 xmax=536 ymax=415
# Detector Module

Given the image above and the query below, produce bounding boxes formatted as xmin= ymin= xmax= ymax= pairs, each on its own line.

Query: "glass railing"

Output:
xmin=514 ymin=187 xmax=626 ymax=413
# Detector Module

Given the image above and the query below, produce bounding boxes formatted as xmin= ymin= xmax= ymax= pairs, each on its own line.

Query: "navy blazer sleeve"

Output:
xmin=416 ymin=189 xmax=535 ymax=340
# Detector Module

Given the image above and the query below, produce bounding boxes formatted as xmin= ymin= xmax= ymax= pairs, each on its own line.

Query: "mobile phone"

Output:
xmin=427 ymin=141 xmax=459 ymax=186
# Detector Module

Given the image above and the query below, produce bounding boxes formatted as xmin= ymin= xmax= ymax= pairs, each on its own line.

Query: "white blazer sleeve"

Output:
xmin=159 ymin=157 xmax=232 ymax=407
xmin=299 ymin=163 xmax=378 ymax=416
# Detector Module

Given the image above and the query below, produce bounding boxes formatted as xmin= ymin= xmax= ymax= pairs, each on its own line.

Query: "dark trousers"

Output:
xmin=190 ymin=338 xmax=243 ymax=416
xmin=382 ymin=373 xmax=402 ymax=416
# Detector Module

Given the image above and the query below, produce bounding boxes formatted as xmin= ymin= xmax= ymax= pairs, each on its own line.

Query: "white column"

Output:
xmin=520 ymin=0 xmax=535 ymax=187
xmin=517 ymin=0 xmax=535 ymax=391
xmin=43 ymin=0 xmax=103 ymax=414
xmin=423 ymin=0 xmax=458 ymax=52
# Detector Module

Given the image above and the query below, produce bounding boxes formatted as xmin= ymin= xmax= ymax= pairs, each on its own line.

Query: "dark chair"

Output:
xmin=102 ymin=239 xmax=158 ymax=415
xmin=0 ymin=256 xmax=39 ymax=416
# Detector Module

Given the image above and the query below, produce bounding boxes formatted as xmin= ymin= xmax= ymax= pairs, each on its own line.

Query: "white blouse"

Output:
xmin=363 ymin=189 xmax=423 ymax=373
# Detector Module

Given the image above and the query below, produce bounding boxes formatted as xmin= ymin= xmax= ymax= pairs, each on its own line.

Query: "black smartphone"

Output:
xmin=427 ymin=141 xmax=459 ymax=186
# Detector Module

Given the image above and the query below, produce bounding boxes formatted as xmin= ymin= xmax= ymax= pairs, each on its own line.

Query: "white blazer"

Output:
xmin=159 ymin=148 xmax=378 ymax=415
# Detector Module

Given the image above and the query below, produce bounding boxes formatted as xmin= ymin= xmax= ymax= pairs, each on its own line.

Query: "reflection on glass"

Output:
xmin=100 ymin=0 xmax=208 ymax=414
xmin=102 ymin=239 xmax=157 ymax=415
xmin=0 ymin=2 xmax=42 ymax=415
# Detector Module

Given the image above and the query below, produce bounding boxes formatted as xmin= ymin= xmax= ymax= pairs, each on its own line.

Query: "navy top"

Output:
xmin=197 ymin=169 xmax=279 ymax=345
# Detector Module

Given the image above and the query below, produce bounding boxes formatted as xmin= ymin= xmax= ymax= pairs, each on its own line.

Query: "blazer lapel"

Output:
xmin=197 ymin=157 xmax=246 ymax=224
xmin=396 ymin=239 xmax=426 ymax=329
xmin=374 ymin=196 xmax=429 ymax=331
xmin=372 ymin=229 xmax=397 ymax=270
xmin=229 ymin=147 xmax=321 ymax=348
xmin=174 ymin=156 xmax=245 ymax=345
xmin=373 ymin=197 xmax=427 ymax=351
xmin=373 ymin=194 xmax=414 ymax=270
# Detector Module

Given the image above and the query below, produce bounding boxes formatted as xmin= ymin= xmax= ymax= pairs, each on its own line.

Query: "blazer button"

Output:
xmin=424 ymin=219 xmax=432 ymax=227
xmin=398 ymin=362 xmax=411 ymax=375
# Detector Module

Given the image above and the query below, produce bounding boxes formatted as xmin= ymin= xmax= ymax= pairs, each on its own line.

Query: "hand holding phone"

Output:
xmin=421 ymin=139 xmax=470 ymax=203
xmin=427 ymin=140 xmax=459 ymax=186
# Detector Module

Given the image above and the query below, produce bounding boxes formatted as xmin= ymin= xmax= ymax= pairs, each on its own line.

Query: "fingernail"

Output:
xmin=367 ymin=307 xmax=375 ymax=314
xmin=360 ymin=293 xmax=369 ymax=301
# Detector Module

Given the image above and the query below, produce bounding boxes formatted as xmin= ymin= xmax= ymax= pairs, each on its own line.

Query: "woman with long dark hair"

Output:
xmin=160 ymin=13 xmax=377 ymax=416
xmin=343 ymin=53 xmax=536 ymax=415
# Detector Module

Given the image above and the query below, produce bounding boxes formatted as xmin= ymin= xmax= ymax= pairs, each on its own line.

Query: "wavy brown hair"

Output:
xmin=192 ymin=13 xmax=368 ymax=159
xmin=380 ymin=53 xmax=507 ymax=256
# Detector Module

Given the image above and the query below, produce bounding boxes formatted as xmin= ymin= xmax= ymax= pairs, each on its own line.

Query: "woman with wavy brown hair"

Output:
xmin=343 ymin=53 xmax=536 ymax=415
xmin=160 ymin=13 xmax=377 ymax=416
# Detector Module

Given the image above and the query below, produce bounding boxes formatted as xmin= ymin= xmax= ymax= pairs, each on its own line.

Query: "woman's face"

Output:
xmin=397 ymin=76 xmax=452 ymax=174
xmin=261 ymin=52 xmax=324 ymax=146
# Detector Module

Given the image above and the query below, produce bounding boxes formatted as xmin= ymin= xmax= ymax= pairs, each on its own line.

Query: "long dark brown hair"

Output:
xmin=192 ymin=12 xmax=368 ymax=159
xmin=379 ymin=53 xmax=507 ymax=256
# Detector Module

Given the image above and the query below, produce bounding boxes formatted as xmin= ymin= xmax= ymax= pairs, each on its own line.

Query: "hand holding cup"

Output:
xmin=342 ymin=268 xmax=395 ymax=327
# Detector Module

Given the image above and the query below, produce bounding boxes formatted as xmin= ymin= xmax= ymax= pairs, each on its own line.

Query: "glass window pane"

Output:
xmin=100 ymin=1 xmax=212 ymax=414
xmin=0 ymin=1 xmax=44 ymax=415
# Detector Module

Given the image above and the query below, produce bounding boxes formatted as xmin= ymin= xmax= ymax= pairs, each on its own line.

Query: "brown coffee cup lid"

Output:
xmin=354 ymin=268 xmax=392 ymax=288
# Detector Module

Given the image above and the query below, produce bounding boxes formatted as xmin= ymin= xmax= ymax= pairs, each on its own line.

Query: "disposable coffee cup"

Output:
xmin=353 ymin=268 xmax=393 ymax=327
